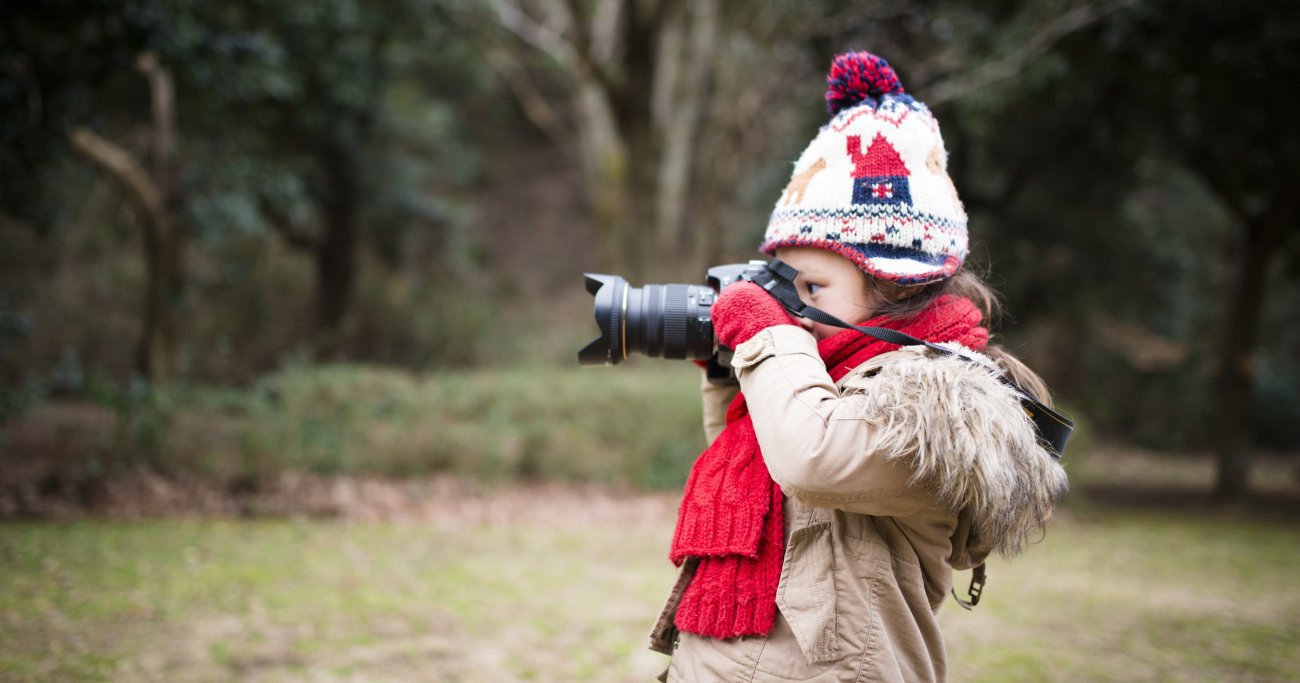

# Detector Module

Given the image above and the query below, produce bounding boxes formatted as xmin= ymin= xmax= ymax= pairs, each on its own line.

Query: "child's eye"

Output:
xmin=807 ymin=283 xmax=822 ymax=295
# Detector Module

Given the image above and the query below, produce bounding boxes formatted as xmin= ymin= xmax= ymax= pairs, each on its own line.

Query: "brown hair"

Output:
xmin=871 ymin=269 xmax=999 ymax=323
xmin=870 ymin=269 xmax=1053 ymax=407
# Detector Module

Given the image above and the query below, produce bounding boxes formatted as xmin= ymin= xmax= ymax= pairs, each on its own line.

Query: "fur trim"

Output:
xmin=845 ymin=345 xmax=1068 ymax=556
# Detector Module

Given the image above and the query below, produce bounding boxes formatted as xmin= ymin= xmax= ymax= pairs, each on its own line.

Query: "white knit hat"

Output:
xmin=761 ymin=52 xmax=968 ymax=285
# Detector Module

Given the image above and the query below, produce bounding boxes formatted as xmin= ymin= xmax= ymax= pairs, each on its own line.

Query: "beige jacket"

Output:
xmin=651 ymin=326 xmax=1068 ymax=682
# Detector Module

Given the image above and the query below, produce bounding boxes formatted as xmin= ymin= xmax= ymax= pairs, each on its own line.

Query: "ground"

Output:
xmin=2 ymin=401 xmax=1298 ymax=681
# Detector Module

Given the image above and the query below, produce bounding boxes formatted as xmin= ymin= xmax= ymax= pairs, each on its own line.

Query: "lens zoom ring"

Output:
xmin=661 ymin=285 xmax=689 ymax=359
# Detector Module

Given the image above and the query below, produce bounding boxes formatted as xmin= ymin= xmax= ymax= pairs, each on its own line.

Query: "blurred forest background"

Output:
xmin=2 ymin=1 xmax=1299 ymax=681
xmin=3 ymin=0 xmax=1298 ymax=499
xmin=0 ymin=0 xmax=1294 ymax=499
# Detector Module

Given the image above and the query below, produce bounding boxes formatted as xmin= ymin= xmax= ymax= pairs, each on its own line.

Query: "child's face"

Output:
xmin=775 ymin=246 xmax=897 ymax=340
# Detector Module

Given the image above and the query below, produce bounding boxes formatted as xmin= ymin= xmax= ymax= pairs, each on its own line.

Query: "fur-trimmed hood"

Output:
xmin=844 ymin=343 xmax=1069 ymax=558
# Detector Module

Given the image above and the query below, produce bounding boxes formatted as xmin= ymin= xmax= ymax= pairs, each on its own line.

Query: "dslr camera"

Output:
xmin=578 ymin=261 xmax=776 ymax=383
xmin=578 ymin=259 xmax=1077 ymax=456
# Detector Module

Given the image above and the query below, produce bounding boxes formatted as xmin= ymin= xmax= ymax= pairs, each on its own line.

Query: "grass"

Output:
xmin=2 ymin=502 xmax=1298 ymax=682
xmin=0 ymin=512 xmax=677 ymax=682
xmin=940 ymin=508 xmax=1300 ymax=682
xmin=3 ymin=364 xmax=1298 ymax=680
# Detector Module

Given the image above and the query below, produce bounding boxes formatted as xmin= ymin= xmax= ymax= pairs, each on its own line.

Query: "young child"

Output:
xmin=648 ymin=52 xmax=1069 ymax=682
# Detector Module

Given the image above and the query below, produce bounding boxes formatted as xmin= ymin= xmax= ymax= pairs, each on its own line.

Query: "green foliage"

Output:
xmin=932 ymin=0 xmax=1300 ymax=451
xmin=3 ymin=0 xmax=1298 ymax=458
xmin=85 ymin=375 xmax=176 ymax=475
xmin=0 ymin=0 xmax=153 ymax=227
xmin=1254 ymin=355 xmax=1300 ymax=451
xmin=3 ymin=0 xmax=500 ymax=381
xmin=146 ymin=0 xmax=485 ymax=232
xmin=0 ymin=300 xmax=42 ymax=424
xmin=162 ymin=363 xmax=706 ymax=488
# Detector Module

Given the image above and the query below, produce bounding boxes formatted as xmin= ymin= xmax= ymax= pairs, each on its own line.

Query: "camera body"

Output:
xmin=578 ymin=260 xmax=773 ymax=383
xmin=705 ymin=260 xmax=772 ymax=293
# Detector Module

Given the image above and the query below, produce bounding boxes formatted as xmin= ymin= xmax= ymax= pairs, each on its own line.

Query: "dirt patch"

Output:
xmin=1071 ymin=443 xmax=1300 ymax=517
xmin=6 ymin=402 xmax=1298 ymax=522
xmin=1 ymin=399 xmax=682 ymax=524
xmin=0 ymin=465 xmax=681 ymax=527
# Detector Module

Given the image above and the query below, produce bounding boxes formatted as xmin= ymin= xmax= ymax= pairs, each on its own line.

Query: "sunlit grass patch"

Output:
xmin=0 ymin=512 xmax=677 ymax=682
xmin=3 ymin=502 xmax=1299 ymax=682
xmin=941 ymin=509 xmax=1300 ymax=683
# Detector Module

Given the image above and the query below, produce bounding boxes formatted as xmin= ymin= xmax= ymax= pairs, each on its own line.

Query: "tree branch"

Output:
xmin=1188 ymin=156 xmax=1257 ymax=227
xmin=135 ymin=52 xmax=177 ymax=199
xmin=259 ymin=196 xmax=322 ymax=251
xmin=924 ymin=0 xmax=1136 ymax=106
xmin=491 ymin=0 xmax=578 ymax=67
xmin=482 ymin=43 xmax=571 ymax=146
xmin=68 ymin=128 xmax=168 ymax=224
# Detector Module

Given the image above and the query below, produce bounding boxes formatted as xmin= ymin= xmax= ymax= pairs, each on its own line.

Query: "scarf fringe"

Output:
xmin=674 ymin=479 xmax=784 ymax=637
xmin=670 ymin=415 xmax=771 ymax=563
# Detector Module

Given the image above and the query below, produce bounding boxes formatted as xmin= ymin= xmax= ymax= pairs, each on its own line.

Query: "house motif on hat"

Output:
xmin=847 ymin=133 xmax=912 ymax=207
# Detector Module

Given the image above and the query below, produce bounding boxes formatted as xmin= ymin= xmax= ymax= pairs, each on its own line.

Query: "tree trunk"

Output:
xmin=618 ymin=109 xmax=658 ymax=279
xmin=653 ymin=0 xmax=717 ymax=263
xmin=1211 ymin=212 xmax=1282 ymax=500
xmin=492 ymin=0 xmax=691 ymax=279
xmin=574 ymin=78 xmax=631 ymax=274
xmin=66 ymin=129 xmax=180 ymax=382
xmin=68 ymin=53 xmax=182 ymax=383
xmin=314 ymin=145 xmax=361 ymax=350
xmin=137 ymin=53 xmax=183 ymax=382
xmin=609 ymin=0 xmax=662 ymax=279
xmin=139 ymin=196 xmax=182 ymax=382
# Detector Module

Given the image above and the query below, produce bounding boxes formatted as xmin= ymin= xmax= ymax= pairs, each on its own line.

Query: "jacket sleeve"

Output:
xmin=699 ymin=370 xmax=740 ymax=445
xmin=731 ymin=325 xmax=935 ymax=518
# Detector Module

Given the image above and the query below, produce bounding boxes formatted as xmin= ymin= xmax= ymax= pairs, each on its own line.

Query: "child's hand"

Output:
xmin=711 ymin=282 xmax=797 ymax=348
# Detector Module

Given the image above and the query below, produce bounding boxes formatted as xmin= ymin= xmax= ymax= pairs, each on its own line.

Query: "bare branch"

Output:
xmin=259 ymin=196 xmax=322 ymax=251
xmin=135 ymin=52 xmax=177 ymax=196
xmin=644 ymin=0 xmax=684 ymax=36
xmin=482 ymin=44 xmax=571 ymax=146
xmin=491 ymin=0 xmax=621 ymax=95
xmin=69 ymin=128 xmax=167 ymax=223
xmin=562 ymin=0 xmax=621 ymax=96
xmin=924 ymin=0 xmax=1137 ymax=106
xmin=491 ymin=0 xmax=578 ymax=67
xmin=561 ymin=0 xmax=591 ymax=58
xmin=587 ymin=0 xmax=622 ymax=63
xmin=1196 ymin=166 xmax=1256 ymax=227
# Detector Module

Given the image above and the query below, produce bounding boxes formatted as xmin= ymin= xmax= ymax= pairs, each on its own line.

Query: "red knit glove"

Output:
xmin=711 ymin=282 xmax=796 ymax=349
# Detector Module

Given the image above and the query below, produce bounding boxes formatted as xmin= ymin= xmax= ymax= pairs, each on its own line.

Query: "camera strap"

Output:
xmin=749 ymin=258 xmax=1073 ymax=458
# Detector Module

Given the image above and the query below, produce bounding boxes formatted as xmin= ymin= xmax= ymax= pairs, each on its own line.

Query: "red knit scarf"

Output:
xmin=670 ymin=294 xmax=989 ymax=638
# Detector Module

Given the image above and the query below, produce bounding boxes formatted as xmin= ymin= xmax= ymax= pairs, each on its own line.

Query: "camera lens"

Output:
xmin=579 ymin=275 xmax=715 ymax=365
xmin=625 ymin=284 xmax=715 ymax=360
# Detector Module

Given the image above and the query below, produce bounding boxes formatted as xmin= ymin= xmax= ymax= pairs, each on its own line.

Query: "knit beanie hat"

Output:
xmin=761 ymin=52 xmax=968 ymax=285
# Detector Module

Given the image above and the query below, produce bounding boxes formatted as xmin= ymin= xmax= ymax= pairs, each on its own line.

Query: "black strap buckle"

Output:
xmin=953 ymin=563 xmax=987 ymax=610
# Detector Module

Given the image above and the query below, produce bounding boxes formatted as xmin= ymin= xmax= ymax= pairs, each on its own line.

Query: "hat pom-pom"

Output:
xmin=825 ymin=51 xmax=904 ymax=116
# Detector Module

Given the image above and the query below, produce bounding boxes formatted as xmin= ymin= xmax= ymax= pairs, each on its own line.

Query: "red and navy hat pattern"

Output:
xmin=762 ymin=51 xmax=967 ymax=285
xmin=849 ymin=133 xmax=912 ymax=207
